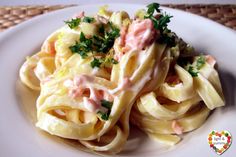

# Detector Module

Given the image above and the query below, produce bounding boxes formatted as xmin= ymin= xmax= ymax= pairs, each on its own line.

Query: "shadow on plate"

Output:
xmin=219 ymin=70 xmax=236 ymax=112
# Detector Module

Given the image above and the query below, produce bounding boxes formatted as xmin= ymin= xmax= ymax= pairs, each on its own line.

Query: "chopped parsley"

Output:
xmin=69 ymin=42 xmax=88 ymax=58
xmin=110 ymin=58 xmax=118 ymax=64
xmin=158 ymin=29 xmax=176 ymax=47
xmin=185 ymin=55 xmax=206 ymax=77
xmin=101 ymin=100 xmax=113 ymax=109
xmin=188 ymin=65 xmax=198 ymax=77
xmin=69 ymin=32 xmax=93 ymax=58
xmin=90 ymin=58 xmax=102 ymax=68
xmin=97 ymin=100 xmax=113 ymax=121
xmin=177 ymin=56 xmax=190 ymax=68
xmin=98 ymin=25 xmax=105 ymax=34
xmin=68 ymin=21 xmax=120 ymax=68
xmin=145 ymin=3 xmax=161 ymax=17
xmin=83 ymin=16 xmax=95 ymax=23
xmin=144 ymin=3 xmax=172 ymax=31
xmin=144 ymin=3 xmax=174 ymax=46
xmin=93 ymin=22 xmax=120 ymax=53
xmin=65 ymin=16 xmax=95 ymax=29
xmin=196 ymin=55 xmax=206 ymax=70
xmin=64 ymin=18 xmax=81 ymax=29
xmin=97 ymin=111 xmax=110 ymax=121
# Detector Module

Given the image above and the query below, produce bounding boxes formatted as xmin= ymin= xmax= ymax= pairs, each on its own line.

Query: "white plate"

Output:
xmin=0 ymin=3 xmax=235 ymax=157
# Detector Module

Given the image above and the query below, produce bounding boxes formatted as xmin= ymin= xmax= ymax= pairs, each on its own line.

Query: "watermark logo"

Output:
xmin=208 ymin=130 xmax=232 ymax=155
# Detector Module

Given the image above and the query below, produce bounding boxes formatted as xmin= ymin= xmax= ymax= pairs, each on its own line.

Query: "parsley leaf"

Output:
xmin=65 ymin=18 xmax=81 ymax=29
xmin=182 ymin=55 xmax=205 ymax=77
xmin=69 ymin=22 xmax=119 ymax=68
xmin=69 ymin=32 xmax=93 ymax=58
xmin=97 ymin=100 xmax=113 ymax=121
xmin=93 ymin=22 xmax=120 ymax=53
xmin=145 ymin=3 xmax=172 ymax=31
xmin=157 ymin=14 xmax=173 ymax=30
xmin=148 ymin=14 xmax=172 ymax=31
xmin=158 ymin=29 xmax=176 ymax=46
xmin=90 ymin=58 xmax=102 ymax=68
xmin=104 ymin=57 xmax=119 ymax=66
xmin=101 ymin=100 xmax=113 ymax=109
xmin=144 ymin=3 xmax=174 ymax=46
xmin=69 ymin=42 xmax=88 ymax=59
xmin=69 ymin=42 xmax=87 ymax=58
xmin=111 ymin=58 xmax=118 ymax=64
xmin=97 ymin=111 xmax=109 ymax=120
xmin=98 ymin=25 xmax=105 ymax=34
xmin=80 ymin=31 xmax=86 ymax=41
xmin=196 ymin=55 xmax=205 ymax=70
xmin=146 ymin=3 xmax=161 ymax=17
xmin=188 ymin=65 xmax=198 ymax=77
xmin=83 ymin=16 xmax=95 ymax=23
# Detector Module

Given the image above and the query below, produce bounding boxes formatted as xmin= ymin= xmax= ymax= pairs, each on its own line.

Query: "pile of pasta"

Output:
xmin=19 ymin=5 xmax=225 ymax=154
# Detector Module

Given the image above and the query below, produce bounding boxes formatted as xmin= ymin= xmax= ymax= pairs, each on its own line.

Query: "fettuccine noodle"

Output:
xmin=19 ymin=3 xmax=225 ymax=154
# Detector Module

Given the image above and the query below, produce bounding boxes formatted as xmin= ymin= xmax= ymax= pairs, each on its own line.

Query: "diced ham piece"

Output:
xmin=119 ymin=26 xmax=128 ymax=47
xmin=64 ymin=74 xmax=113 ymax=113
xmin=205 ymin=55 xmax=216 ymax=67
xmin=114 ymin=19 xmax=157 ymax=61
xmin=172 ymin=120 xmax=184 ymax=135
xmin=83 ymin=97 xmax=101 ymax=113
xmin=124 ymin=19 xmax=156 ymax=51
xmin=42 ymin=41 xmax=56 ymax=55
xmin=89 ymin=87 xmax=104 ymax=102
xmin=65 ymin=74 xmax=94 ymax=98
xmin=69 ymin=87 xmax=85 ymax=98
xmin=73 ymin=74 xmax=94 ymax=86
xmin=104 ymin=93 xmax=114 ymax=102
xmin=166 ymin=75 xmax=181 ymax=85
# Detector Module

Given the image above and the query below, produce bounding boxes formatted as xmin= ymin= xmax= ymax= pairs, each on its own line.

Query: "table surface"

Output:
xmin=1 ymin=0 xmax=236 ymax=5
xmin=0 ymin=3 xmax=236 ymax=32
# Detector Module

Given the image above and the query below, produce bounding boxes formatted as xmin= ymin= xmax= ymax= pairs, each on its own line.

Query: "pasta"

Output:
xmin=19 ymin=3 xmax=225 ymax=154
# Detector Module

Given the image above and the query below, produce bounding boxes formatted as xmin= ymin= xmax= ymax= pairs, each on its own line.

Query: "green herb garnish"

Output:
xmin=65 ymin=18 xmax=81 ymax=29
xmin=90 ymin=58 xmax=102 ymax=68
xmin=93 ymin=22 xmax=120 ymax=53
xmin=156 ymin=14 xmax=172 ymax=30
xmin=97 ymin=100 xmax=113 ymax=121
xmin=146 ymin=3 xmax=161 ymax=17
xmin=98 ymin=25 xmax=105 ymax=34
xmin=68 ymin=21 xmax=120 ymax=68
xmin=188 ymin=65 xmax=198 ymax=77
xmin=69 ymin=41 xmax=88 ymax=58
xmin=196 ymin=55 xmax=206 ymax=70
xmin=182 ymin=56 xmax=205 ymax=77
xmin=158 ymin=29 xmax=176 ymax=46
xmin=111 ymin=58 xmax=118 ymax=64
xmin=101 ymin=100 xmax=113 ymax=109
xmin=144 ymin=3 xmax=174 ymax=46
xmin=83 ymin=16 xmax=95 ymax=23
xmin=69 ymin=32 xmax=93 ymax=58
xmin=97 ymin=111 xmax=109 ymax=120
xmin=145 ymin=3 xmax=172 ymax=31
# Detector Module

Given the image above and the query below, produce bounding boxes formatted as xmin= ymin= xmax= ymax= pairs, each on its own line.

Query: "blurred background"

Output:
xmin=0 ymin=0 xmax=236 ymax=32
xmin=1 ymin=0 xmax=236 ymax=5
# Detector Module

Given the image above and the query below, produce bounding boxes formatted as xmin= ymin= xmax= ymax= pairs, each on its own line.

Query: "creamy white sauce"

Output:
xmin=83 ymin=97 xmax=100 ymax=113
xmin=34 ymin=62 xmax=47 ymax=80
